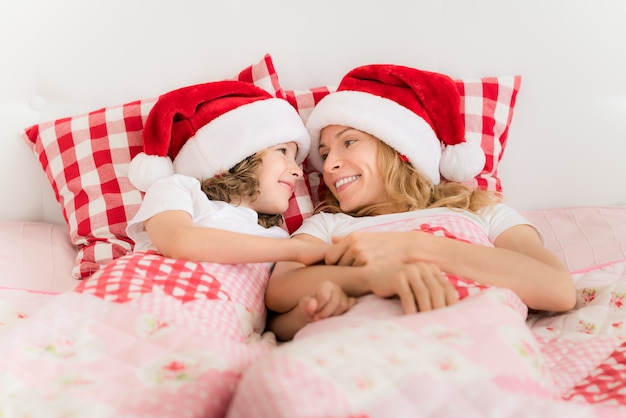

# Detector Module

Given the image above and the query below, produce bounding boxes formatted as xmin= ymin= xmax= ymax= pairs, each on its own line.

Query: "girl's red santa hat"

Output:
xmin=129 ymin=80 xmax=310 ymax=192
xmin=306 ymin=64 xmax=485 ymax=185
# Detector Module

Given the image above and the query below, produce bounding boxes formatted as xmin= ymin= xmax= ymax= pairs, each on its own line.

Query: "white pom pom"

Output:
xmin=439 ymin=142 xmax=486 ymax=182
xmin=128 ymin=152 xmax=175 ymax=192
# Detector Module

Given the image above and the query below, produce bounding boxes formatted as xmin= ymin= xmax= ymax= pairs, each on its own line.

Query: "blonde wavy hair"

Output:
xmin=200 ymin=150 xmax=283 ymax=228
xmin=316 ymin=139 xmax=501 ymax=217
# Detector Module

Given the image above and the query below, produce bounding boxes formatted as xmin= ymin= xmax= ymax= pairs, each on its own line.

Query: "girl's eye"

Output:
xmin=319 ymin=151 xmax=328 ymax=161
xmin=276 ymin=147 xmax=287 ymax=154
xmin=344 ymin=138 xmax=356 ymax=147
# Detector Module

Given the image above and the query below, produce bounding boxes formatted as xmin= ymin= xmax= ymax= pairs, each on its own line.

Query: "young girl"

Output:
xmin=1 ymin=80 xmax=355 ymax=417
xmin=76 ymin=80 xmax=354 ymax=338
xmin=125 ymin=79 xmax=317 ymax=264
xmin=265 ymin=64 xmax=576 ymax=341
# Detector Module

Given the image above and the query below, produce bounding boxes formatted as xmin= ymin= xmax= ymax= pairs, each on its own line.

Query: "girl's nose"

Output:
xmin=290 ymin=161 xmax=303 ymax=178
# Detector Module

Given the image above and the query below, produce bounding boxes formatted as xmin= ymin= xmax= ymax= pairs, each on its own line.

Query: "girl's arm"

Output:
xmin=145 ymin=210 xmax=327 ymax=265
xmin=326 ymin=225 xmax=576 ymax=312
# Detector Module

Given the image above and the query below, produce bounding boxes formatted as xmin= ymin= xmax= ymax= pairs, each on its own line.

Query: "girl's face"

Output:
xmin=318 ymin=125 xmax=387 ymax=212
xmin=246 ymin=141 xmax=302 ymax=215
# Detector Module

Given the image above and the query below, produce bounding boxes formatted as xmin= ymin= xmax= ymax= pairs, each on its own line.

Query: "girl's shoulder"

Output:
xmin=158 ymin=173 xmax=201 ymax=189
xmin=142 ymin=174 xmax=203 ymax=200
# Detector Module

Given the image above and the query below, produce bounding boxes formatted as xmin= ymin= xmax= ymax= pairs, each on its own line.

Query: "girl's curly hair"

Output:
xmin=200 ymin=151 xmax=284 ymax=228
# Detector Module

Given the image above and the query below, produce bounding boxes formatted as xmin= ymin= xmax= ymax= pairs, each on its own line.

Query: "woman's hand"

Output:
xmin=360 ymin=261 xmax=458 ymax=314
xmin=325 ymin=231 xmax=456 ymax=313
xmin=326 ymin=231 xmax=425 ymax=267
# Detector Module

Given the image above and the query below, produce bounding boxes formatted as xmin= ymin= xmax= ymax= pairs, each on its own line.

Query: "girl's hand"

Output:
xmin=267 ymin=280 xmax=357 ymax=341
xmin=360 ymin=261 xmax=458 ymax=314
xmin=300 ymin=280 xmax=357 ymax=321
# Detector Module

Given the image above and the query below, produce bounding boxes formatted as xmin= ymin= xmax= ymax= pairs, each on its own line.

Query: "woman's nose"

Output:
xmin=323 ymin=154 xmax=341 ymax=172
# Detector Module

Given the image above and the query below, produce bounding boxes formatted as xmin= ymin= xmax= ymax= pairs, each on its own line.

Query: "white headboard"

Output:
xmin=2 ymin=0 xmax=625 ymax=224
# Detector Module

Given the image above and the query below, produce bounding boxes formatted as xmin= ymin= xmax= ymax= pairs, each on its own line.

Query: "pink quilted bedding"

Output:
xmin=1 ymin=259 xmax=626 ymax=416
xmin=228 ymin=260 xmax=626 ymax=418
xmin=0 ymin=251 xmax=277 ymax=417
xmin=0 ymin=206 xmax=625 ymax=417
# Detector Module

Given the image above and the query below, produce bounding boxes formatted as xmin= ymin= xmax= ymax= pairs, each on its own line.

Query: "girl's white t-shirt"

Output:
xmin=126 ymin=174 xmax=288 ymax=253
xmin=295 ymin=204 xmax=537 ymax=246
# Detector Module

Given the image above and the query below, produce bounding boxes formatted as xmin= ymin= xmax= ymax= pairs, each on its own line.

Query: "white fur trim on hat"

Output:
xmin=128 ymin=153 xmax=175 ymax=192
xmin=174 ymin=98 xmax=310 ymax=180
xmin=439 ymin=141 xmax=486 ymax=183
xmin=306 ymin=90 xmax=443 ymax=184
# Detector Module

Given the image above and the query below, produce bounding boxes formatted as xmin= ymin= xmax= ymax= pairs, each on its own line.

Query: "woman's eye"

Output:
xmin=276 ymin=147 xmax=287 ymax=154
xmin=344 ymin=139 xmax=356 ymax=147
xmin=319 ymin=152 xmax=328 ymax=161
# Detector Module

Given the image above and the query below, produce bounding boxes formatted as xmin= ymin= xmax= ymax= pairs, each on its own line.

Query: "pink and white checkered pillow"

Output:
xmin=282 ymin=74 xmax=522 ymax=205
xmin=22 ymin=54 xmax=313 ymax=279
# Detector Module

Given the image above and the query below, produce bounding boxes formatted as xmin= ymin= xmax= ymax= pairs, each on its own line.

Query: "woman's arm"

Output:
xmin=326 ymin=225 xmax=576 ymax=312
xmin=266 ymin=261 xmax=366 ymax=313
xmin=145 ymin=210 xmax=327 ymax=265
xmin=266 ymin=234 xmax=457 ymax=314
xmin=433 ymin=225 xmax=575 ymax=311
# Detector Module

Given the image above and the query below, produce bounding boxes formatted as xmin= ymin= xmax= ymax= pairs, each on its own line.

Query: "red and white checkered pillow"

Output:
xmin=229 ymin=55 xmax=314 ymax=234
xmin=456 ymin=76 xmax=522 ymax=192
xmin=282 ymin=75 xmax=522 ymax=205
xmin=22 ymin=54 xmax=313 ymax=279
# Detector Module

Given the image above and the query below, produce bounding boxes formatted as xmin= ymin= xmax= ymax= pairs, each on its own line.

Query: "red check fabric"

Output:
xmin=22 ymin=54 xmax=312 ymax=279
xmin=233 ymin=53 xmax=283 ymax=98
xmin=23 ymin=100 xmax=152 ymax=279
xmin=73 ymin=249 xmax=272 ymax=343
xmin=73 ymin=250 xmax=228 ymax=303
xmin=456 ymin=76 xmax=522 ymax=192
xmin=563 ymin=341 xmax=626 ymax=406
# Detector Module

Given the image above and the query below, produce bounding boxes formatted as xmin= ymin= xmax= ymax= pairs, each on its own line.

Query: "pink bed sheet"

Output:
xmin=0 ymin=205 xmax=624 ymax=416
xmin=0 ymin=221 xmax=77 ymax=292
xmin=522 ymin=205 xmax=626 ymax=273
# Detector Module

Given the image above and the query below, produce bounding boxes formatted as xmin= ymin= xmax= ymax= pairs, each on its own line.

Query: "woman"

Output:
xmin=266 ymin=64 xmax=576 ymax=341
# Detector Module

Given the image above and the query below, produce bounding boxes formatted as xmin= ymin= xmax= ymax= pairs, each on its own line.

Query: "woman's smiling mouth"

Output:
xmin=334 ymin=175 xmax=361 ymax=190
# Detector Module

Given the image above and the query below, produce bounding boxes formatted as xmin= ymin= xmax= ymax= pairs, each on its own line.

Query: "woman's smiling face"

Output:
xmin=318 ymin=125 xmax=387 ymax=213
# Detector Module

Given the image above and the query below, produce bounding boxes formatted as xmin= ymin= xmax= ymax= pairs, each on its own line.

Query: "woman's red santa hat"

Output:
xmin=129 ymin=80 xmax=310 ymax=192
xmin=306 ymin=64 xmax=485 ymax=185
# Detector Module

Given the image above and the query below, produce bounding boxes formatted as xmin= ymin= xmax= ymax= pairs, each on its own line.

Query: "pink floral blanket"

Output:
xmin=0 ymin=251 xmax=277 ymax=417
xmin=2 ymin=255 xmax=626 ymax=417
xmin=227 ymin=260 xmax=626 ymax=418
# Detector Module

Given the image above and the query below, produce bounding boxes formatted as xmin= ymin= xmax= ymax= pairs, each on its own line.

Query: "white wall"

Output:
xmin=1 ymin=0 xmax=625 ymax=223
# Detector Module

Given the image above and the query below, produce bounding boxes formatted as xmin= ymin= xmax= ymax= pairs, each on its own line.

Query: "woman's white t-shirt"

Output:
xmin=295 ymin=204 xmax=536 ymax=246
xmin=126 ymin=174 xmax=288 ymax=253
